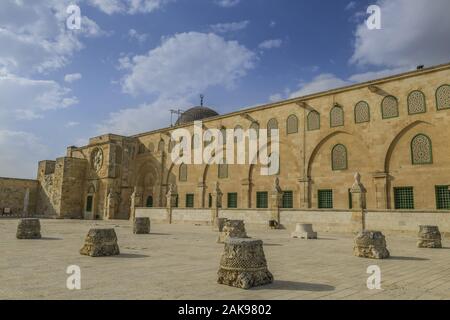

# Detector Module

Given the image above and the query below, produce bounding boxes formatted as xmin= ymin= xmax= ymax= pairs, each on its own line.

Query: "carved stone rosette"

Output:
xmin=417 ymin=225 xmax=442 ymax=248
xmin=134 ymin=217 xmax=151 ymax=234
xmin=217 ymin=238 xmax=273 ymax=289
xmin=16 ymin=218 xmax=41 ymax=239
xmin=217 ymin=220 xmax=248 ymax=243
xmin=80 ymin=228 xmax=120 ymax=257
xmin=353 ymin=230 xmax=390 ymax=259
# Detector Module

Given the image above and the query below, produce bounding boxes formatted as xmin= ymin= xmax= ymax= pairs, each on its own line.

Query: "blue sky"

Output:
xmin=1 ymin=0 xmax=450 ymax=178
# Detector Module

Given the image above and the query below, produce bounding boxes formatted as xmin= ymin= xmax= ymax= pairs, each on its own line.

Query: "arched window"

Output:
xmin=138 ymin=143 xmax=146 ymax=154
xmin=411 ymin=134 xmax=433 ymax=165
xmin=157 ymin=139 xmax=165 ymax=152
xmin=146 ymin=196 xmax=153 ymax=207
xmin=218 ymin=163 xmax=228 ymax=179
xmin=286 ymin=114 xmax=298 ymax=134
xmin=179 ymin=163 xmax=188 ymax=181
xmin=330 ymin=105 xmax=344 ymax=127
xmin=354 ymin=101 xmax=370 ymax=124
xmin=331 ymin=144 xmax=348 ymax=171
xmin=267 ymin=118 xmax=278 ymax=137
xmin=408 ymin=90 xmax=426 ymax=114
xmin=381 ymin=95 xmax=399 ymax=119
xmin=250 ymin=122 xmax=260 ymax=138
xmin=436 ymin=84 xmax=450 ymax=110
xmin=307 ymin=111 xmax=320 ymax=131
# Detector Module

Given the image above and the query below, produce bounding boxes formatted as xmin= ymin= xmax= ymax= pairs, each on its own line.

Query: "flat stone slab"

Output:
xmin=217 ymin=238 xmax=273 ymax=289
xmin=353 ymin=230 xmax=390 ymax=259
xmin=417 ymin=225 xmax=442 ymax=248
xmin=217 ymin=220 xmax=248 ymax=243
xmin=16 ymin=218 xmax=41 ymax=239
xmin=134 ymin=217 xmax=151 ymax=234
xmin=80 ymin=228 xmax=120 ymax=257
xmin=291 ymin=223 xmax=317 ymax=239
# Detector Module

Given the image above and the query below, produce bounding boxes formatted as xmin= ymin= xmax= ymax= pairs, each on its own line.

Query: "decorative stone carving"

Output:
xmin=408 ymin=90 xmax=426 ymax=114
xmin=80 ymin=228 xmax=120 ymax=257
xmin=16 ymin=218 xmax=41 ymax=239
xmin=330 ymin=105 xmax=344 ymax=127
xmin=355 ymin=101 xmax=370 ymax=123
xmin=105 ymin=188 xmax=119 ymax=219
xmin=291 ymin=223 xmax=317 ymax=239
xmin=166 ymin=184 xmax=177 ymax=208
xmin=417 ymin=225 xmax=442 ymax=248
xmin=332 ymin=144 xmax=347 ymax=171
xmin=381 ymin=95 xmax=399 ymax=119
xmin=91 ymin=148 xmax=103 ymax=172
xmin=353 ymin=231 xmax=390 ymax=259
xmin=134 ymin=217 xmax=151 ymax=234
xmin=217 ymin=220 xmax=248 ymax=243
xmin=217 ymin=238 xmax=273 ymax=289
xmin=411 ymin=134 xmax=432 ymax=165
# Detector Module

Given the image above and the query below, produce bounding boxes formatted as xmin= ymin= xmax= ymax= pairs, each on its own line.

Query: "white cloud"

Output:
xmin=128 ymin=29 xmax=148 ymax=43
xmin=0 ymin=130 xmax=48 ymax=179
xmin=215 ymin=0 xmax=240 ymax=8
xmin=0 ymin=74 xmax=77 ymax=121
xmin=88 ymin=0 xmax=173 ymax=14
xmin=65 ymin=121 xmax=80 ymax=128
xmin=289 ymin=74 xmax=350 ymax=98
xmin=345 ymin=1 xmax=357 ymax=11
xmin=258 ymin=39 xmax=283 ymax=50
xmin=210 ymin=20 xmax=250 ymax=33
xmin=350 ymin=0 xmax=450 ymax=68
xmin=64 ymin=73 xmax=83 ymax=83
xmin=120 ymin=32 xmax=256 ymax=98
xmin=97 ymin=98 xmax=183 ymax=136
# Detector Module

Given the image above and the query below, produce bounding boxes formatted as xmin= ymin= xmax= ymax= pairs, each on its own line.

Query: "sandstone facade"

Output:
xmin=1 ymin=63 xmax=450 ymax=220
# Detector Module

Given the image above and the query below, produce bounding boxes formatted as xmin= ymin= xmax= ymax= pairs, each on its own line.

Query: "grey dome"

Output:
xmin=176 ymin=106 xmax=219 ymax=125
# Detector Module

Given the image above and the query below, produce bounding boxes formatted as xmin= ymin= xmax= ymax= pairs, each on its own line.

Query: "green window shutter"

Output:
xmin=282 ymin=191 xmax=293 ymax=208
xmin=256 ymin=192 xmax=268 ymax=208
xmin=227 ymin=193 xmax=238 ymax=208
xmin=318 ymin=190 xmax=333 ymax=209
xmin=185 ymin=194 xmax=194 ymax=208
xmin=435 ymin=186 xmax=450 ymax=210
xmin=394 ymin=187 xmax=414 ymax=209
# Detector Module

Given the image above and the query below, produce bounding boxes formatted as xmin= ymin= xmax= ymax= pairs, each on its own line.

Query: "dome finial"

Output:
xmin=200 ymin=94 xmax=204 ymax=107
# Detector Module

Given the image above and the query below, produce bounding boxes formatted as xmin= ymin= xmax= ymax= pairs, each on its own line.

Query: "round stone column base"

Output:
xmin=417 ymin=226 xmax=442 ymax=248
xmin=80 ymin=228 xmax=120 ymax=257
xmin=353 ymin=230 xmax=390 ymax=259
xmin=16 ymin=218 xmax=41 ymax=239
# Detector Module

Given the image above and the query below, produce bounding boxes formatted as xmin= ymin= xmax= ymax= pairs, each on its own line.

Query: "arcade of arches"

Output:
xmin=7 ymin=63 xmax=449 ymax=220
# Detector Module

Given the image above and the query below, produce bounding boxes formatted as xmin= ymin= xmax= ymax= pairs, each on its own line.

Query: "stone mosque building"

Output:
xmin=1 ymin=63 xmax=450 ymax=230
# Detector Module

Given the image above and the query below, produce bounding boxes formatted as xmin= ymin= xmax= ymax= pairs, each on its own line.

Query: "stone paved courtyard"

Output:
xmin=0 ymin=219 xmax=449 ymax=300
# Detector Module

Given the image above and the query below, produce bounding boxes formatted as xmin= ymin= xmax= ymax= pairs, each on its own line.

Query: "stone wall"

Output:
xmin=0 ymin=178 xmax=38 ymax=215
xmin=134 ymin=207 xmax=450 ymax=236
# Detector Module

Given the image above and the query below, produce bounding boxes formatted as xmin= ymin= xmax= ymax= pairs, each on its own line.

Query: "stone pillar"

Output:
xmin=105 ymin=188 xmax=119 ymax=220
xmin=211 ymin=182 xmax=223 ymax=226
xmin=373 ymin=172 xmax=388 ymax=209
xmin=166 ymin=184 xmax=177 ymax=224
xmin=350 ymin=172 xmax=367 ymax=232
xmin=217 ymin=238 xmax=273 ymax=289
xmin=16 ymin=218 xmax=41 ymax=239
xmin=417 ymin=225 xmax=442 ymax=248
xmin=129 ymin=187 xmax=142 ymax=221
xmin=269 ymin=177 xmax=283 ymax=227
xmin=298 ymin=177 xmax=311 ymax=208
xmin=240 ymin=179 xmax=251 ymax=208
xmin=134 ymin=217 xmax=151 ymax=234
xmin=197 ymin=181 xmax=206 ymax=208
xmin=23 ymin=188 xmax=30 ymax=217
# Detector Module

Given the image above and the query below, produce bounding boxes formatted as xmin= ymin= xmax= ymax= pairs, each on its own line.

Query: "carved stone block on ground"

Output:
xmin=417 ymin=225 xmax=442 ymax=248
xmin=217 ymin=220 xmax=248 ymax=243
xmin=16 ymin=218 xmax=41 ymax=239
xmin=291 ymin=223 xmax=317 ymax=239
xmin=353 ymin=230 xmax=390 ymax=259
xmin=217 ymin=238 xmax=273 ymax=289
xmin=134 ymin=217 xmax=151 ymax=234
xmin=80 ymin=228 xmax=120 ymax=257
